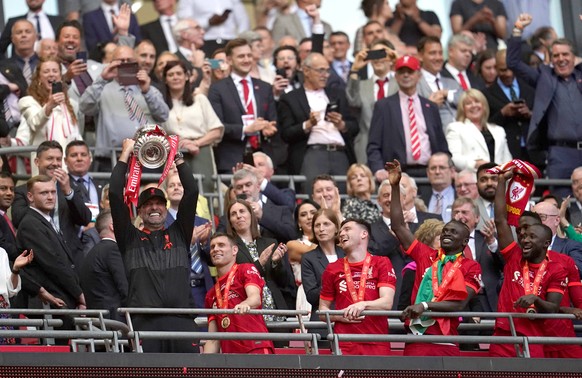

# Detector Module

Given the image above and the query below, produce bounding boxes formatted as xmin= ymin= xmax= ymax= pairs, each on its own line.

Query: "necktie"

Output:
xmin=376 ymin=78 xmax=387 ymax=101
xmin=76 ymin=177 xmax=90 ymax=203
xmin=508 ymin=86 xmax=518 ymax=101
xmin=488 ymin=203 xmax=494 ymax=219
xmin=463 ymin=244 xmax=474 ymax=261
xmin=457 ymin=72 xmax=469 ymax=91
xmin=3 ymin=99 xmax=13 ymax=126
xmin=2 ymin=213 xmax=15 ymax=237
xmin=34 ymin=15 xmax=41 ymax=40
xmin=123 ymin=88 xmax=148 ymax=127
xmin=23 ymin=59 xmax=32 ymax=85
xmin=434 ymin=193 xmax=443 ymax=215
xmin=166 ymin=18 xmax=177 ymax=50
xmin=341 ymin=63 xmax=349 ymax=82
xmin=241 ymin=79 xmax=260 ymax=151
xmin=408 ymin=97 xmax=421 ymax=160
xmin=190 ymin=243 xmax=203 ymax=274
xmin=110 ymin=9 xmax=116 ymax=32
xmin=435 ymin=77 xmax=441 ymax=90
xmin=73 ymin=71 xmax=93 ymax=96
xmin=49 ymin=210 xmax=60 ymax=233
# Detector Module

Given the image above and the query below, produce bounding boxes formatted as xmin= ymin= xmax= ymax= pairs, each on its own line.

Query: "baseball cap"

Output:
xmin=137 ymin=187 xmax=166 ymax=208
xmin=394 ymin=55 xmax=421 ymax=71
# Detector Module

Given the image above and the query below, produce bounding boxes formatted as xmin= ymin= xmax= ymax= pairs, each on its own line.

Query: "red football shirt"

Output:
xmin=205 ymin=263 xmax=274 ymax=354
xmin=544 ymin=250 xmax=582 ymax=351
xmin=495 ymin=242 xmax=567 ymax=336
xmin=320 ymin=253 xmax=396 ymax=354
xmin=404 ymin=240 xmax=482 ymax=336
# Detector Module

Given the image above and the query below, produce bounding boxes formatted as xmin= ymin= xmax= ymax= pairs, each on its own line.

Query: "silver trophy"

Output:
xmin=133 ymin=125 xmax=171 ymax=169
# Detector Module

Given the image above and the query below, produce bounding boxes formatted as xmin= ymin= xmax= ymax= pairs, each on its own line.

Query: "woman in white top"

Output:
xmin=446 ymin=89 xmax=512 ymax=172
xmin=162 ymin=60 xmax=224 ymax=193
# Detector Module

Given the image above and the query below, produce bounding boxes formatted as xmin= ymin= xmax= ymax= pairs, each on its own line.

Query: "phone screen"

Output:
xmin=365 ymin=49 xmax=387 ymax=61
xmin=51 ymin=81 xmax=63 ymax=94
xmin=208 ymin=59 xmax=223 ymax=69
xmin=325 ymin=101 xmax=339 ymax=116
xmin=117 ymin=62 xmax=139 ymax=86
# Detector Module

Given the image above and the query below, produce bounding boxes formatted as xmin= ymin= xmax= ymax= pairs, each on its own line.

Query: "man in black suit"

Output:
xmin=441 ymin=33 xmax=485 ymax=92
xmin=6 ymin=20 xmax=39 ymax=84
xmin=400 ymin=173 xmax=442 ymax=233
xmin=79 ymin=209 xmax=128 ymax=322
xmin=485 ymin=49 xmax=535 ymax=160
xmin=278 ymin=52 xmax=357 ymax=193
xmin=0 ymin=56 xmax=28 ymax=132
xmin=208 ymin=38 xmax=277 ymax=173
xmin=12 ymin=141 xmax=92 ymax=270
xmin=0 ymin=0 xmax=65 ymax=57
xmin=140 ymin=0 xmax=178 ymax=56
xmin=0 ymin=172 xmax=17 ymax=260
xmin=17 ymin=175 xmax=87 ymax=333
xmin=368 ymin=55 xmax=449 ymax=183
xmin=172 ymin=18 xmax=205 ymax=73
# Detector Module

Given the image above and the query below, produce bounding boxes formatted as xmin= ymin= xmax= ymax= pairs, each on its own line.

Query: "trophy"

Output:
xmin=133 ymin=125 xmax=171 ymax=169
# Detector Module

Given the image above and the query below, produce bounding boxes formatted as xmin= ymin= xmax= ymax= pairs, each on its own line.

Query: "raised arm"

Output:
xmin=494 ymin=170 xmax=514 ymax=250
xmin=387 ymin=160 xmax=415 ymax=250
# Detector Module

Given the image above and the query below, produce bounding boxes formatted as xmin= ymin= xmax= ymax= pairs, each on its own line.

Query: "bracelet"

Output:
xmin=11 ymin=268 xmax=19 ymax=275
xmin=421 ymin=301 xmax=429 ymax=310
xmin=512 ymin=28 xmax=523 ymax=36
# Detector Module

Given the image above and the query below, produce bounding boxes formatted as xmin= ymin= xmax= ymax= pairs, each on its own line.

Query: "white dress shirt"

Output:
xmin=27 ymin=10 xmax=54 ymax=41
xmin=304 ymin=89 xmax=344 ymax=146
xmin=159 ymin=14 xmax=178 ymax=53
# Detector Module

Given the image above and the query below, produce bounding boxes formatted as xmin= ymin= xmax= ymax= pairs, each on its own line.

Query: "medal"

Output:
xmin=221 ymin=316 xmax=231 ymax=329
xmin=522 ymin=258 xmax=548 ymax=314
xmin=343 ymin=254 xmax=372 ymax=303
xmin=431 ymin=250 xmax=464 ymax=301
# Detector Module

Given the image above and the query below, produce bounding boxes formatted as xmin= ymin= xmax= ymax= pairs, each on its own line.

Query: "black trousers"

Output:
xmin=132 ymin=315 xmax=200 ymax=353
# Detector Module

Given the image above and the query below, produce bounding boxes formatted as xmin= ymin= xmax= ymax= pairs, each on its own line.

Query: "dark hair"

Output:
xmin=360 ymin=0 xmax=386 ymax=18
xmin=340 ymin=218 xmax=371 ymax=235
xmin=311 ymin=174 xmax=337 ymax=192
xmin=0 ymin=171 xmax=14 ymax=183
xmin=330 ymin=31 xmax=350 ymax=41
xmin=475 ymin=49 xmax=496 ymax=76
xmin=56 ymin=20 xmax=83 ymax=40
xmin=65 ymin=140 xmax=89 ymax=157
xmin=210 ymin=232 xmax=238 ymax=246
xmin=225 ymin=38 xmax=250 ymax=57
xmin=294 ymin=199 xmax=321 ymax=235
xmin=531 ymin=223 xmax=553 ymax=242
xmin=311 ymin=208 xmax=341 ymax=244
xmin=476 ymin=162 xmax=497 ymax=177
xmin=95 ymin=209 xmax=112 ymax=234
xmin=521 ymin=210 xmax=541 ymax=223
xmin=530 ymin=26 xmax=555 ymax=50
xmin=551 ymin=38 xmax=577 ymax=56
xmin=163 ymin=60 xmax=194 ymax=109
xmin=27 ymin=174 xmax=52 ymax=193
xmin=226 ymin=199 xmax=260 ymax=240
xmin=273 ymin=45 xmax=299 ymax=65
xmin=253 ymin=26 xmax=271 ymax=35
xmin=369 ymin=38 xmax=394 ymax=50
xmin=36 ymin=140 xmax=63 ymax=157
xmin=417 ymin=36 xmax=442 ymax=53
xmin=211 ymin=48 xmax=226 ymax=59
xmin=363 ymin=20 xmax=383 ymax=35
xmin=89 ymin=40 xmax=114 ymax=63
xmin=539 ymin=194 xmax=560 ymax=207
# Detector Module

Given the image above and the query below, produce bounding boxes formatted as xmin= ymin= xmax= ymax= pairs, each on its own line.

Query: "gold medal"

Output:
xmin=221 ymin=316 xmax=231 ymax=329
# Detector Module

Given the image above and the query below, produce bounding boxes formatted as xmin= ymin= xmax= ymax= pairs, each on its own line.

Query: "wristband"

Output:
xmin=421 ymin=301 xmax=429 ymax=310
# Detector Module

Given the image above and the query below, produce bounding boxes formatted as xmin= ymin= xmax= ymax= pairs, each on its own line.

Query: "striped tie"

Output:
xmin=408 ymin=97 xmax=420 ymax=160
xmin=190 ymin=243 xmax=203 ymax=274
xmin=23 ymin=59 xmax=32 ymax=85
xmin=123 ymin=88 xmax=147 ymax=127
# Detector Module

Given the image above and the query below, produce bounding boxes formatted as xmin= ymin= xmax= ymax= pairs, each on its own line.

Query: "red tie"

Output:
xmin=463 ymin=244 xmax=474 ymax=260
xmin=376 ymin=78 xmax=387 ymax=101
xmin=457 ymin=72 xmax=469 ymax=91
xmin=408 ymin=97 xmax=421 ymax=161
xmin=241 ymin=79 xmax=260 ymax=150
xmin=3 ymin=213 xmax=15 ymax=237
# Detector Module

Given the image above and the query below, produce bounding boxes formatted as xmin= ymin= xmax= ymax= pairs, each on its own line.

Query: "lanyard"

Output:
xmin=214 ymin=264 xmax=239 ymax=309
xmin=431 ymin=251 xmax=463 ymax=301
xmin=522 ymin=259 xmax=548 ymax=296
xmin=343 ymin=254 xmax=372 ymax=303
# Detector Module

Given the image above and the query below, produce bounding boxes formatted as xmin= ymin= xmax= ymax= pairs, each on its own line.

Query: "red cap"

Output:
xmin=394 ymin=55 xmax=420 ymax=71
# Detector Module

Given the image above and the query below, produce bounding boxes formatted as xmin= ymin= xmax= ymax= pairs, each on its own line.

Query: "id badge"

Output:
xmin=86 ymin=203 xmax=100 ymax=223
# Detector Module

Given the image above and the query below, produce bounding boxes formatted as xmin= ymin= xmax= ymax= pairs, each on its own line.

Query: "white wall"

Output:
xmin=4 ymin=1 xmax=58 ymax=19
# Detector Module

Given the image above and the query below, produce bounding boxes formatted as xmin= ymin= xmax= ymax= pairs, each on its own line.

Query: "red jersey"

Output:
xmin=544 ymin=250 xmax=582 ymax=353
xmin=495 ymin=242 xmax=567 ymax=336
xmin=205 ymin=263 xmax=274 ymax=354
xmin=320 ymin=253 xmax=396 ymax=355
xmin=405 ymin=240 xmax=482 ymax=336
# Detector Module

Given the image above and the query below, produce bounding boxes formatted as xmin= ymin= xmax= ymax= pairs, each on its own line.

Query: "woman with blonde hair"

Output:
xmin=446 ymin=89 xmax=512 ymax=172
xmin=342 ymin=163 xmax=381 ymax=224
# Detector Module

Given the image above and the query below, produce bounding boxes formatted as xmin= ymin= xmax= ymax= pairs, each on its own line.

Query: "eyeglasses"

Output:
xmin=535 ymin=213 xmax=559 ymax=221
xmin=455 ymin=182 xmax=476 ymax=189
xmin=305 ymin=65 xmax=331 ymax=75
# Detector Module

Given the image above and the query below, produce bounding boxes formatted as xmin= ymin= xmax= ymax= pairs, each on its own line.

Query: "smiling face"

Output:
xmin=138 ymin=197 xmax=168 ymax=230
xmin=313 ymin=213 xmax=338 ymax=244
xmin=439 ymin=221 xmax=469 ymax=254
xmin=452 ymin=202 xmax=479 ymax=232
xmin=551 ymin=43 xmax=575 ymax=79
xmin=228 ymin=44 xmax=254 ymax=77
xmin=419 ymin=41 xmax=444 ymax=75
xmin=297 ymin=203 xmax=317 ymax=235
xmin=64 ymin=145 xmax=91 ymax=177
xmin=455 ymin=172 xmax=478 ymax=199
xmin=35 ymin=147 xmax=62 ymax=178
xmin=210 ymin=235 xmax=238 ymax=268
xmin=0 ymin=177 xmax=15 ymax=212
xmin=57 ymin=26 xmax=81 ymax=62
xmin=229 ymin=202 xmax=252 ymax=235
xmin=136 ymin=42 xmax=156 ymax=73
xmin=338 ymin=221 xmax=367 ymax=251
xmin=275 ymin=48 xmax=298 ymax=78
xmin=312 ymin=179 xmax=339 ymax=209
xmin=37 ymin=60 xmax=62 ymax=92
xmin=518 ymin=223 xmax=550 ymax=262
xmin=363 ymin=22 xmax=385 ymax=48
xmin=462 ymin=96 xmax=485 ymax=124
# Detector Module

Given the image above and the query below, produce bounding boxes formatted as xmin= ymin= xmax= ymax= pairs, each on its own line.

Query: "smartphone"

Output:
xmin=51 ymin=81 xmax=63 ymax=94
xmin=208 ymin=59 xmax=223 ymax=69
xmin=512 ymin=98 xmax=525 ymax=105
xmin=275 ymin=68 xmax=287 ymax=79
xmin=117 ymin=62 xmax=139 ymax=86
xmin=243 ymin=150 xmax=255 ymax=166
xmin=365 ymin=49 xmax=387 ymax=61
xmin=76 ymin=51 xmax=88 ymax=63
xmin=325 ymin=100 xmax=339 ymax=117
xmin=236 ymin=193 xmax=248 ymax=200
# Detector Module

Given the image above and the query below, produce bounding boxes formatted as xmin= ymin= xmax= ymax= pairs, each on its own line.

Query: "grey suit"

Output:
xmin=271 ymin=13 xmax=332 ymax=43
xmin=416 ymin=74 xmax=462 ymax=130
xmin=476 ymin=197 xmax=492 ymax=231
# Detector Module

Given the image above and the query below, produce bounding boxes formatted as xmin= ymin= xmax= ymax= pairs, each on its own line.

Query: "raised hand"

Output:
xmin=113 ymin=3 xmax=131 ymax=36
xmin=384 ymin=159 xmax=402 ymax=186
xmin=515 ymin=13 xmax=532 ymax=29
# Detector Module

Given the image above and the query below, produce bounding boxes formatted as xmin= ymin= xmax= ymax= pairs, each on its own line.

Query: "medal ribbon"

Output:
xmin=431 ymin=250 xmax=464 ymax=301
xmin=343 ymin=254 xmax=372 ymax=303
xmin=214 ymin=264 xmax=239 ymax=309
xmin=522 ymin=259 xmax=548 ymax=297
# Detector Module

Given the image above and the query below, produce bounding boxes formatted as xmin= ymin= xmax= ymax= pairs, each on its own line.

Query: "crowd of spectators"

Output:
xmin=0 ymin=0 xmax=581 ymax=357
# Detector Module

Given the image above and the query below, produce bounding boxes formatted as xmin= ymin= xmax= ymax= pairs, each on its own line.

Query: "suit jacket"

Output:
xmin=409 ymin=211 xmax=443 ymax=234
xmin=441 ymin=65 xmax=486 ymax=92
xmin=0 ymin=59 xmax=28 ymax=104
xmin=566 ymin=202 xmax=582 ymax=229
xmin=16 ymin=208 xmax=83 ymax=309
xmin=369 ymin=220 xmax=408 ymax=310
xmin=0 ymin=14 xmax=65 ymax=57
xmin=12 ymin=182 xmax=92 ymax=270
xmin=506 ymin=36 xmax=582 ymax=163
xmin=417 ymin=74 xmax=462 ymax=129
xmin=476 ymin=197 xmax=493 ymax=231
xmin=79 ymin=239 xmax=128 ymax=321
xmin=552 ymin=236 xmax=582 ymax=274
xmin=0 ymin=214 xmax=17 ymax=261
xmin=208 ymin=76 xmax=277 ymax=173
xmin=82 ymin=7 xmax=141 ymax=52
xmin=140 ymin=18 xmax=171 ymax=56
xmin=262 ymin=181 xmax=296 ymax=211
xmin=234 ymin=235 xmax=296 ymax=310
xmin=446 ymin=119 xmax=513 ymax=171
xmin=472 ymin=230 xmax=502 ymax=312
xmin=278 ymin=86 xmax=358 ymax=174
xmin=301 ymin=245 xmax=345 ymax=320
xmin=367 ymin=93 xmax=449 ymax=174
xmin=485 ymin=78 xmax=535 ymax=159
xmin=271 ymin=12 xmax=332 ymax=44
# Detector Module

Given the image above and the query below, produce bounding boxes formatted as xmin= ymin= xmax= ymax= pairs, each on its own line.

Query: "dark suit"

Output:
xmin=0 ymin=14 xmax=65 ymax=57
xmin=208 ymin=76 xmax=277 ymax=173
xmin=0 ymin=59 xmax=28 ymax=105
xmin=234 ymin=236 xmax=295 ymax=311
xmin=367 ymin=93 xmax=449 ymax=174
xmin=441 ymin=65 xmax=486 ymax=92
xmin=566 ymin=202 xmax=582 ymax=229
xmin=262 ymin=181 xmax=296 ymax=211
xmin=79 ymin=239 xmax=128 ymax=321
xmin=411 ymin=211 xmax=443 ymax=233
xmin=278 ymin=86 xmax=358 ymax=175
xmin=485 ymin=78 xmax=535 ymax=160
xmin=82 ymin=7 xmax=141 ymax=52
xmin=301 ymin=245 xmax=345 ymax=320
xmin=369 ymin=220 xmax=408 ymax=310
xmin=0 ymin=214 xmax=17 ymax=261
xmin=12 ymin=183 xmax=92 ymax=270
xmin=472 ymin=230 xmax=503 ymax=312
xmin=140 ymin=18 xmax=172 ymax=56
xmin=552 ymin=236 xmax=582 ymax=274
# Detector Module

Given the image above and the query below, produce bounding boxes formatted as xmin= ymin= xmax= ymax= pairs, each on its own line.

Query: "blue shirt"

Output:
xmin=497 ymin=77 xmax=520 ymax=101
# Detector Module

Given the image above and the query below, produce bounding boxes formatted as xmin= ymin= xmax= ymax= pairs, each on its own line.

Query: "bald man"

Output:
xmin=79 ymin=45 xmax=169 ymax=172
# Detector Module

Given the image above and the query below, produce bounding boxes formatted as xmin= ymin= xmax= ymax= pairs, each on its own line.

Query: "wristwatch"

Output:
xmin=174 ymin=151 xmax=184 ymax=162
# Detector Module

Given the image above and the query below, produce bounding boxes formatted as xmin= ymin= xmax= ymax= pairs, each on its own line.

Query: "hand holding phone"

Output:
xmin=76 ymin=51 xmax=88 ymax=63
xmin=51 ymin=81 xmax=63 ymax=94
xmin=365 ymin=49 xmax=387 ymax=61
xmin=325 ymin=100 xmax=339 ymax=117
xmin=117 ymin=62 xmax=139 ymax=86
